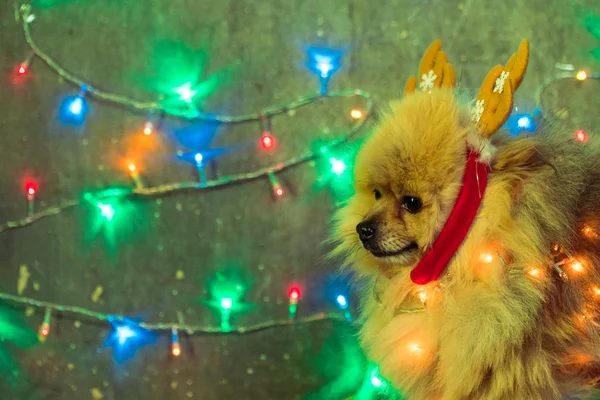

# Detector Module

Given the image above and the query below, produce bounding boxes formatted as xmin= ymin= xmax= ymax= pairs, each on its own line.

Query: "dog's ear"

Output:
xmin=491 ymin=138 xmax=551 ymax=201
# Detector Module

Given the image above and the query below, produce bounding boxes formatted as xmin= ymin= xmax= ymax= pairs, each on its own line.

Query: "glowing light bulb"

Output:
xmin=39 ymin=308 xmax=51 ymax=339
xmin=370 ymin=376 xmax=383 ymax=387
xmin=571 ymin=261 xmax=584 ymax=273
xmin=527 ymin=268 xmax=541 ymax=278
xmin=128 ymin=163 xmax=136 ymax=172
xmin=220 ymin=298 xmax=233 ymax=310
xmin=174 ymin=83 xmax=198 ymax=102
xmin=260 ymin=132 xmax=275 ymax=150
xmin=143 ymin=121 xmax=153 ymax=135
xmin=593 ymin=286 xmax=600 ymax=296
xmin=336 ymin=295 xmax=348 ymax=309
xmin=576 ymin=70 xmax=588 ymax=81
xmin=97 ymin=203 xmax=115 ymax=221
xmin=69 ymin=97 xmax=84 ymax=115
xmin=408 ymin=343 xmax=422 ymax=353
xmin=418 ymin=291 xmax=427 ymax=303
xmin=350 ymin=109 xmax=363 ymax=119
xmin=25 ymin=182 xmax=37 ymax=197
xmin=517 ymin=115 xmax=533 ymax=129
xmin=268 ymin=172 xmax=284 ymax=198
xmin=17 ymin=64 xmax=27 ymax=75
xmin=329 ymin=157 xmax=346 ymax=175
xmin=171 ymin=328 xmax=181 ymax=357
xmin=480 ymin=252 xmax=494 ymax=263
xmin=115 ymin=325 xmax=137 ymax=345
xmin=575 ymin=130 xmax=588 ymax=143
xmin=288 ymin=287 xmax=301 ymax=305
xmin=194 ymin=153 xmax=203 ymax=165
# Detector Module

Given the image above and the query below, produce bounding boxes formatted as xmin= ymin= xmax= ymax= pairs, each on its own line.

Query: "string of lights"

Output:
xmin=0 ymin=89 xmax=372 ymax=234
xmin=535 ymin=63 xmax=600 ymax=121
xmin=0 ymin=291 xmax=349 ymax=335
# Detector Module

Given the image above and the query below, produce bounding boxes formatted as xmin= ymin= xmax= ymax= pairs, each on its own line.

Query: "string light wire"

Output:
xmin=0 ymin=291 xmax=349 ymax=335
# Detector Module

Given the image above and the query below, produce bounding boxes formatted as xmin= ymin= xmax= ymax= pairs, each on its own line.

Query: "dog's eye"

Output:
xmin=402 ymin=196 xmax=422 ymax=213
xmin=374 ymin=189 xmax=382 ymax=200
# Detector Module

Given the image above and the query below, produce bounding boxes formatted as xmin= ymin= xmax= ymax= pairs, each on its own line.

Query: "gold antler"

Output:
xmin=405 ymin=40 xmax=456 ymax=94
xmin=472 ymin=39 xmax=530 ymax=137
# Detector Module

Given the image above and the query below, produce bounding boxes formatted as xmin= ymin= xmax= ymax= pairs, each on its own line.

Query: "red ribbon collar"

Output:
xmin=409 ymin=149 xmax=489 ymax=285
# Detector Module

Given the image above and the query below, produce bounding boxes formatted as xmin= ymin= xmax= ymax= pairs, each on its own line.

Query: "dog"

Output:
xmin=332 ymin=40 xmax=600 ymax=399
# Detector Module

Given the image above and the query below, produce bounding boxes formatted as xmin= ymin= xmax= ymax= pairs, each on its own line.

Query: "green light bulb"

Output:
xmin=173 ymin=82 xmax=198 ymax=102
xmin=220 ymin=298 xmax=233 ymax=310
xmin=329 ymin=157 xmax=347 ymax=175
xmin=97 ymin=203 xmax=115 ymax=221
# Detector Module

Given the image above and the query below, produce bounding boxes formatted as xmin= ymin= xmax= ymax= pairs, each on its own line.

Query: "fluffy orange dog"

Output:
xmin=333 ymin=40 xmax=600 ymax=399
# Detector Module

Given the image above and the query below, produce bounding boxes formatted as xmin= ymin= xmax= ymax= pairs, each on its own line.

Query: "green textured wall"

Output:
xmin=0 ymin=0 xmax=599 ymax=399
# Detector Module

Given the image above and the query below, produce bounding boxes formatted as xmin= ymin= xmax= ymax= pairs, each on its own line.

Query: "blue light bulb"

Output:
xmin=517 ymin=115 xmax=533 ymax=130
xmin=69 ymin=97 xmax=84 ymax=115
xmin=336 ymin=294 xmax=348 ymax=309
xmin=60 ymin=94 xmax=88 ymax=125
xmin=115 ymin=325 xmax=137 ymax=345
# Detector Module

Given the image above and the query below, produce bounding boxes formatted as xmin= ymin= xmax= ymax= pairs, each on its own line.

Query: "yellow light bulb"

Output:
xmin=576 ymin=70 xmax=588 ymax=81
xmin=592 ymin=286 xmax=600 ymax=296
xmin=128 ymin=163 xmax=136 ymax=172
xmin=480 ymin=252 xmax=494 ymax=263
xmin=571 ymin=261 xmax=584 ymax=273
xmin=418 ymin=291 xmax=427 ymax=303
xmin=350 ymin=109 xmax=363 ymax=119
xmin=172 ymin=343 xmax=181 ymax=357
xmin=527 ymin=268 xmax=541 ymax=278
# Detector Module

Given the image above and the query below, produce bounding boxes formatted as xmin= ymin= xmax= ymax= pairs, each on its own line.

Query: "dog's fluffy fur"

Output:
xmin=333 ymin=89 xmax=600 ymax=399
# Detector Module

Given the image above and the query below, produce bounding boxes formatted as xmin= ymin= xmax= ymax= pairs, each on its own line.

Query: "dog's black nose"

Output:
xmin=357 ymin=220 xmax=377 ymax=243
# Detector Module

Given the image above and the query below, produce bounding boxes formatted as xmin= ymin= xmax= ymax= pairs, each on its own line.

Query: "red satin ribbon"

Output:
xmin=409 ymin=149 xmax=489 ymax=285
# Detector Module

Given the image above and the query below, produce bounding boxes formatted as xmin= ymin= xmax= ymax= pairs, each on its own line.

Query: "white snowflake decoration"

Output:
xmin=471 ymin=99 xmax=485 ymax=122
xmin=419 ymin=70 xmax=438 ymax=93
xmin=493 ymin=71 xmax=510 ymax=94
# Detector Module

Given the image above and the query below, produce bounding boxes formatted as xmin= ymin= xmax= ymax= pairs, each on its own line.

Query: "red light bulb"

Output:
xmin=275 ymin=186 xmax=284 ymax=197
xmin=25 ymin=182 xmax=37 ymax=196
xmin=288 ymin=287 xmax=301 ymax=300
xmin=575 ymin=129 xmax=588 ymax=143
xmin=17 ymin=64 xmax=27 ymax=75
xmin=261 ymin=132 xmax=275 ymax=150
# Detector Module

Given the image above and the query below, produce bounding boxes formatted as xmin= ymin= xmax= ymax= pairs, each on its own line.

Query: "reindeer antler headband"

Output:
xmin=402 ymin=39 xmax=530 ymax=285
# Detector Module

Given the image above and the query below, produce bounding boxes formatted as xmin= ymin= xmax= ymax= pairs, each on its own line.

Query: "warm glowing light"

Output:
xmin=480 ymin=252 xmax=494 ymax=263
xmin=17 ymin=64 xmax=27 ymax=75
xmin=350 ymin=109 xmax=363 ymax=119
xmin=576 ymin=70 xmax=588 ymax=81
xmin=143 ymin=121 xmax=153 ymax=135
xmin=418 ymin=291 xmax=427 ymax=303
xmin=575 ymin=130 xmax=588 ymax=143
xmin=128 ymin=163 xmax=136 ymax=172
xmin=571 ymin=261 xmax=584 ymax=273
xmin=582 ymin=225 xmax=597 ymax=239
xmin=408 ymin=343 xmax=422 ymax=353
xmin=172 ymin=344 xmax=181 ymax=356
xmin=553 ymin=243 xmax=560 ymax=252
xmin=275 ymin=186 xmax=284 ymax=197
xmin=40 ymin=323 xmax=49 ymax=337
xmin=593 ymin=286 xmax=600 ymax=296
xmin=527 ymin=268 xmax=541 ymax=278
